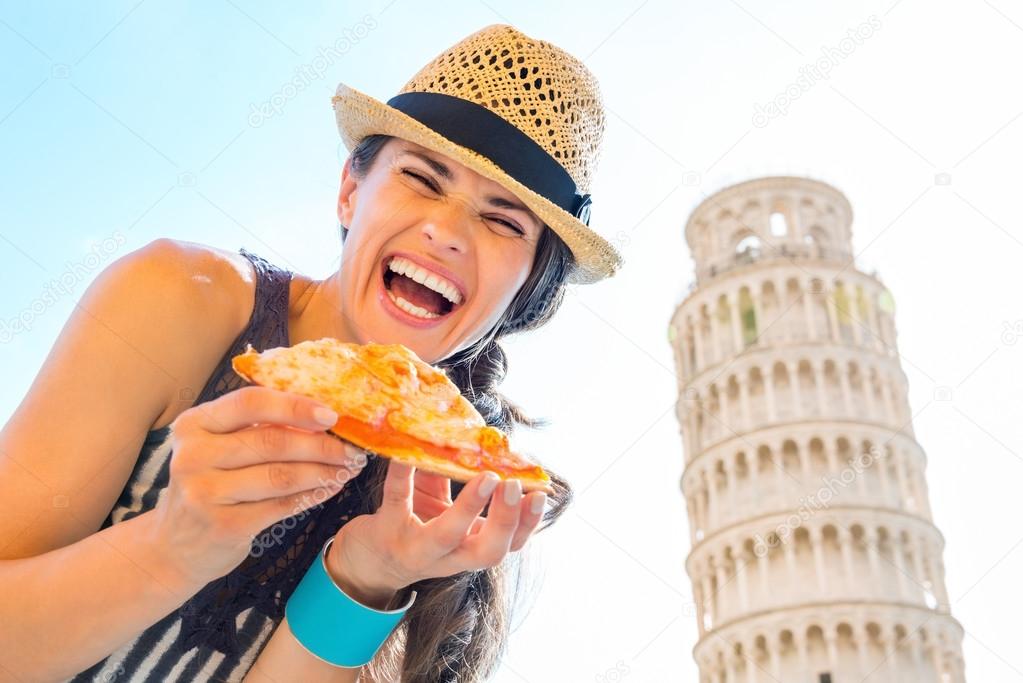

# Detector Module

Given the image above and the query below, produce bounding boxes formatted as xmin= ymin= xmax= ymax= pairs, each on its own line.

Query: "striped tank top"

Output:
xmin=65 ymin=247 xmax=296 ymax=682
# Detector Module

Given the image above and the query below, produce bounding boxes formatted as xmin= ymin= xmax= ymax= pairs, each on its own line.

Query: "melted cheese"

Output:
xmin=231 ymin=338 xmax=549 ymax=481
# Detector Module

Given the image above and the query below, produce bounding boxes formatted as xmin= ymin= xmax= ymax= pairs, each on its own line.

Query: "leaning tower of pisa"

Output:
xmin=668 ymin=177 xmax=965 ymax=682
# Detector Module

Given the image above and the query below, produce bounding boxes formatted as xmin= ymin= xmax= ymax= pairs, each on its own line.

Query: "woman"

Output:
xmin=0 ymin=24 xmax=622 ymax=682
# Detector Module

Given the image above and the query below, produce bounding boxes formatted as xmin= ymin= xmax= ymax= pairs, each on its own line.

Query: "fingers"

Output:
xmin=414 ymin=470 xmax=452 ymax=505
xmin=508 ymin=491 xmax=547 ymax=552
xmin=201 ymin=459 xmax=365 ymax=503
xmin=206 ymin=425 xmax=365 ymax=470
xmin=180 ymin=385 xmax=339 ymax=435
xmin=443 ymin=481 xmax=546 ymax=570
xmin=412 ymin=470 xmax=453 ymax=522
xmin=424 ymin=472 xmax=501 ymax=553
xmin=233 ymin=479 xmax=351 ymax=537
xmin=378 ymin=458 xmax=415 ymax=521
xmin=462 ymin=479 xmax=523 ymax=560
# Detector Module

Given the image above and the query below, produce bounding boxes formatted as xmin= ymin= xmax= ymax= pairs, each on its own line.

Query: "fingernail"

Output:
xmin=478 ymin=472 xmax=499 ymax=498
xmin=530 ymin=492 xmax=547 ymax=515
xmin=503 ymin=479 xmax=521 ymax=505
xmin=314 ymin=406 xmax=338 ymax=426
xmin=346 ymin=451 xmax=368 ymax=468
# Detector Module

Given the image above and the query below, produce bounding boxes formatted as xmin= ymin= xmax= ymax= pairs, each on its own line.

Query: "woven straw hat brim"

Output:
xmin=332 ymin=83 xmax=622 ymax=285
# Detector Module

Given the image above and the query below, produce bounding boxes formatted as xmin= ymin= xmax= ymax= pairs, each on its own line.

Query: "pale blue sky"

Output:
xmin=2 ymin=1 xmax=1023 ymax=680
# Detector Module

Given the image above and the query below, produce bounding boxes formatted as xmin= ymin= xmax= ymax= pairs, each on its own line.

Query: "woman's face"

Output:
xmin=335 ymin=138 xmax=544 ymax=364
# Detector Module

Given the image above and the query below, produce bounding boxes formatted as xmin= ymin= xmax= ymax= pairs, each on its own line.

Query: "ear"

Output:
xmin=337 ymin=156 xmax=359 ymax=227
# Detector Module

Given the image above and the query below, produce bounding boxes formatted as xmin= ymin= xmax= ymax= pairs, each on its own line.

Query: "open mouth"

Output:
xmin=381 ymin=255 xmax=465 ymax=321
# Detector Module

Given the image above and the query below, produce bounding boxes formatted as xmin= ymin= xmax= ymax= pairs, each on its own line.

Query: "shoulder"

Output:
xmin=124 ymin=238 xmax=258 ymax=345
xmin=124 ymin=238 xmax=265 ymax=428
xmin=136 ymin=237 xmax=255 ymax=304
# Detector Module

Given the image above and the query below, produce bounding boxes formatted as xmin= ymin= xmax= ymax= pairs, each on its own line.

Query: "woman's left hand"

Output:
xmin=325 ymin=459 xmax=547 ymax=607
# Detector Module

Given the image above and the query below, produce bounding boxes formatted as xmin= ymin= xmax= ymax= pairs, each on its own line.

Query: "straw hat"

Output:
xmin=331 ymin=24 xmax=622 ymax=285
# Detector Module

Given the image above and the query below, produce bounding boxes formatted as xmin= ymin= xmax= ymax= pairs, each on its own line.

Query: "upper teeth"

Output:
xmin=387 ymin=256 xmax=464 ymax=305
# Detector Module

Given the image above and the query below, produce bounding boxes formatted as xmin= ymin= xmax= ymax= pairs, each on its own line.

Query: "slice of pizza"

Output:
xmin=230 ymin=338 xmax=554 ymax=494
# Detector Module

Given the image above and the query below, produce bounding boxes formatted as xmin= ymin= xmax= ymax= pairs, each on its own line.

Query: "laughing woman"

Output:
xmin=0 ymin=24 xmax=622 ymax=683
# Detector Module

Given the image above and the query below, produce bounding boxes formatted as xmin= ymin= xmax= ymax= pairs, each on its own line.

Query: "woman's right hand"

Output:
xmin=150 ymin=385 xmax=368 ymax=585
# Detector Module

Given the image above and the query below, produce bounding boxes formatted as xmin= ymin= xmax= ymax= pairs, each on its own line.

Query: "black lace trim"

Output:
xmin=172 ymin=247 xmax=376 ymax=658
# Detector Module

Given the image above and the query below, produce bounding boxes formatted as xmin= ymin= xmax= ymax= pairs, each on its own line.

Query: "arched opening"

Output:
xmin=735 ymin=234 xmax=762 ymax=263
xmin=770 ymin=211 xmax=788 ymax=236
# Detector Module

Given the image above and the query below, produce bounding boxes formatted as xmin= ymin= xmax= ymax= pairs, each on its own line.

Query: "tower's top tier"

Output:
xmin=685 ymin=176 xmax=854 ymax=285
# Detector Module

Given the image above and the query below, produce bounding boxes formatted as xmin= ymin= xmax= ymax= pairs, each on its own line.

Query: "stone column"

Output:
xmin=893 ymin=449 xmax=911 ymax=508
xmin=825 ymin=289 xmax=840 ymax=342
xmin=788 ymin=361 xmax=803 ymax=418
xmin=730 ymin=293 xmax=744 ymax=351
xmin=813 ymin=361 xmax=828 ymax=414
xmin=864 ymin=528 xmax=882 ymax=592
xmin=850 ymin=290 xmax=865 ymax=347
xmin=838 ymin=362 xmax=853 ymax=417
xmin=803 ymin=280 xmax=817 ymax=340
xmin=710 ymin=305 xmax=722 ymax=366
xmin=769 ymin=639 xmax=782 ymax=681
xmin=736 ymin=549 xmax=750 ymax=612
xmin=739 ymin=376 xmax=753 ymax=430
xmin=720 ymin=383 xmax=732 ymax=434
xmin=686 ymin=497 xmax=698 ymax=543
xmin=694 ymin=576 xmax=706 ymax=636
xmin=810 ymin=525 xmax=828 ymax=594
xmin=705 ymin=469 xmax=718 ymax=531
xmin=825 ymin=632 xmax=840 ymax=673
xmin=880 ymin=371 xmax=896 ymax=425
xmin=700 ymin=572 xmax=713 ymax=633
xmin=724 ymin=460 xmax=737 ymax=526
xmin=714 ymin=559 xmax=729 ymax=622
xmin=911 ymin=534 xmax=928 ymax=604
xmin=854 ymin=624 xmax=871 ymax=676
xmin=876 ymin=446 xmax=892 ymax=506
xmin=795 ymin=631 xmax=810 ymax=682
xmin=891 ymin=534 xmax=909 ymax=600
xmin=757 ymin=549 xmax=770 ymax=608
xmin=839 ymin=527 xmax=856 ymax=597
xmin=881 ymin=629 xmax=901 ymax=680
xmin=694 ymin=314 xmax=706 ymax=372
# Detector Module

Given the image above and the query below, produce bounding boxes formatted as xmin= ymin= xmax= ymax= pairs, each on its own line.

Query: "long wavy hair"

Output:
xmin=341 ymin=134 xmax=576 ymax=681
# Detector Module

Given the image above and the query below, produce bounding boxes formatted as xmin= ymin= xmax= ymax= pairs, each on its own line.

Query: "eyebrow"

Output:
xmin=399 ymin=148 xmax=542 ymax=230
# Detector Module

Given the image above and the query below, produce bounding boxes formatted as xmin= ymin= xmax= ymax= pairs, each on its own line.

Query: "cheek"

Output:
xmin=477 ymin=244 xmax=533 ymax=309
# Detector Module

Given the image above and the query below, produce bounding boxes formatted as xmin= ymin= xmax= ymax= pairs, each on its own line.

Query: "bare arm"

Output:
xmin=0 ymin=511 xmax=209 ymax=681
xmin=245 ymin=619 xmax=364 ymax=683
xmin=0 ymin=239 xmax=252 ymax=680
xmin=244 ymin=554 xmax=400 ymax=683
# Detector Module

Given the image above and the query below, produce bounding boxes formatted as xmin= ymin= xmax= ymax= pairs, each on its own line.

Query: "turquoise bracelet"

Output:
xmin=285 ymin=536 xmax=416 ymax=668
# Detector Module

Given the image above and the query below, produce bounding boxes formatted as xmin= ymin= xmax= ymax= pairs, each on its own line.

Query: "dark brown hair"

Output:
xmin=342 ymin=134 xmax=576 ymax=681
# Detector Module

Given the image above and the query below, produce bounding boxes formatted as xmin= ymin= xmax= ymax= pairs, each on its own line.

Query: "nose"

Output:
xmin=419 ymin=205 xmax=471 ymax=254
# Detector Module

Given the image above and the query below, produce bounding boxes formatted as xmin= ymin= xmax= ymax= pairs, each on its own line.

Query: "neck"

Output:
xmin=288 ymin=272 xmax=355 ymax=347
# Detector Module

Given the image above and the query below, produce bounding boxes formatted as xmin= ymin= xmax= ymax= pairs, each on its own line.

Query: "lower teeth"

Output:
xmin=386 ymin=288 xmax=440 ymax=319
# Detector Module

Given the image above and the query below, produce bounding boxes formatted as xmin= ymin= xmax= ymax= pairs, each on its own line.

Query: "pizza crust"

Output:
xmin=231 ymin=339 xmax=555 ymax=496
xmin=379 ymin=449 xmax=553 ymax=494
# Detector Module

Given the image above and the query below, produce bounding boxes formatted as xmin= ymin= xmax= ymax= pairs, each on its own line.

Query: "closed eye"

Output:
xmin=485 ymin=216 xmax=526 ymax=236
xmin=401 ymin=168 xmax=440 ymax=193
xmin=402 ymin=167 xmax=527 ymax=237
